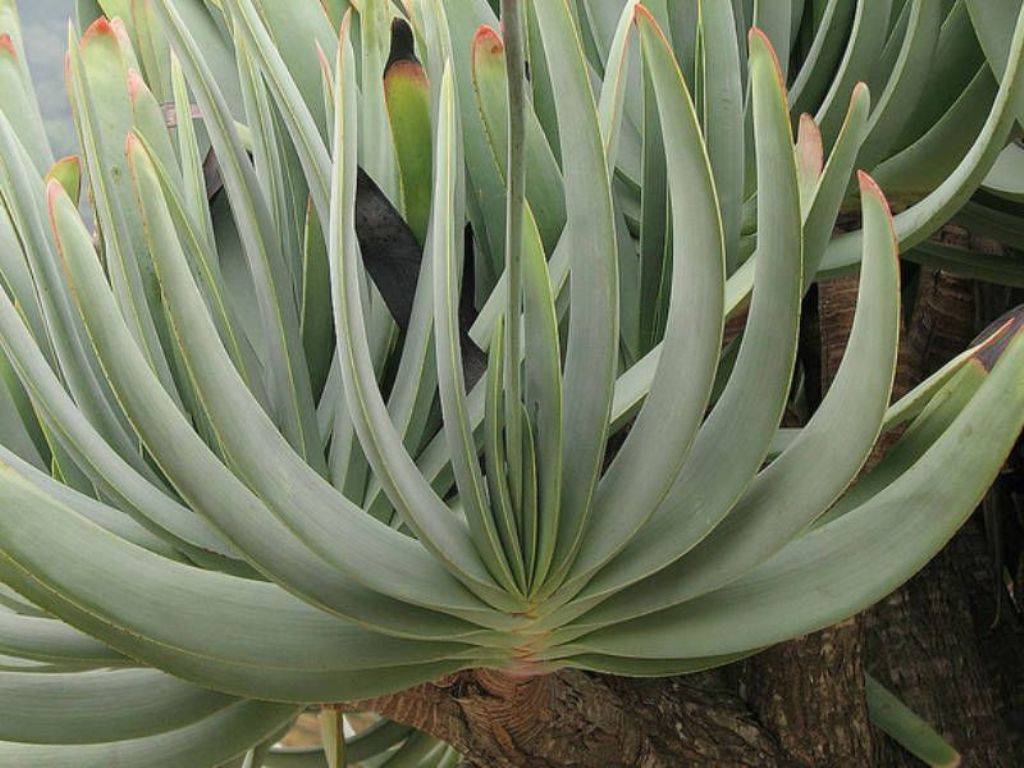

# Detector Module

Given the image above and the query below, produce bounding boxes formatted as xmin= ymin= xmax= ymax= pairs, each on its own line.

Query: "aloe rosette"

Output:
xmin=0 ymin=0 xmax=1021 ymax=765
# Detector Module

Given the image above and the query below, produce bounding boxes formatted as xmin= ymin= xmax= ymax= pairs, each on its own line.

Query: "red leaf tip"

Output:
xmin=126 ymin=68 xmax=145 ymax=101
xmin=473 ymin=24 xmax=503 ymax=57
xmin=798 ymin=113 xmax=821 ymax=144
xmin=971 ymin=307 xmax=1024 ymax=372
xmin=124 ymin=131 xmax=142 ymax=158
xmin=53 ymin=154 xmax=81 ymax=173
xmin=0 ymin=34 xmax=16 ymax=59
xmin=45 ymin=177 xmax=64 ymax=202
xmin=44 ymin=179 xmax=65 ymax=229
xmin=857 ymin=170 xmax=897 ymax=245
xmin=796 ymin=115 xmax=824 ymax=175
xmin=856 ymin=170 xmax=886 ymax=202
xmin=634 ymin=4 xmax=656 ymax=24
xmin=633 ymin=5 xmax=672 ymax=48
xmin=82 ymin=17 xmax=114 ymax=43
xmin=748 ymin=27 xmax=786 ymax=89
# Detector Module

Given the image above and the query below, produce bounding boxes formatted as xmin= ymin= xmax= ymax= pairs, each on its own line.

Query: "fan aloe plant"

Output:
xmin=0 ymin=0 xmax=1022 ymax=765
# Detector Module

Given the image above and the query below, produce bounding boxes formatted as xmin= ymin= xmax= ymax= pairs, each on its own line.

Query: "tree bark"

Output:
xmin=350 ymin=669 xmax=789 ymax=767
xmin=741 ymin=620 xmax=875 ymax=766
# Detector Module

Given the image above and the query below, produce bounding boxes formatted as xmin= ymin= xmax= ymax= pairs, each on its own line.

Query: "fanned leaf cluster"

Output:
xmin=0 ymin=0 xmax=1020 ymax=764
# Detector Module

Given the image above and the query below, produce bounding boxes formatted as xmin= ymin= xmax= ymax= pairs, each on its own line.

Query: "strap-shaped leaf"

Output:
xmin=565 ymin=651 xmax=749 ymax=678
xmin=565 ymin=171 xmax=898 ymax=641
xmin=217 ymin=0 xmax=486 ymax=390
xmin=0 ymin=258 xmax=238 ymax=561
xmin=968 ymin=0 xmax=1024 ymax=124
xmin=636 ymin=53 xmax=669 ymax=353
xmin=133 ymin=130 xmax=267 ymax=402
xmin=872 ymin=66 xmax=992 ymax=199
xmin=572 ymin=279 xmax=1024 ymax=661
xmin=215 ymin=0 xmax=330 ymax=242
xmin=609 ymin=80 xmax=871 ymax=428
xmin=0 ymin=667 xmax=236 ymax=744
xmin=553 ymin=10 xmax=728 ymax=601
xmin=857 ymin=0 xmax=942 ymax=168
xmin=357 ymin=0 xmax=399 ymax=200
xmin=328 ymin=20 xmax=520 ymax=614
xmin=0 ymin=111 xmax=135 ymax=461
xmin=893 ymin=0 xmax=984 ymax=152
xmin=384 ymin=25 xmax=434 ymax=245
xmin=438 ymin=0 xmax=515 ymax=280
xmin=547 ymin=25 xmax=803 ymax=621
xmin=532 ymin=0 xmax=619 ymax=585
xmin=795 ymin=114 xmax=824 ymax=211
xmin=152 ymin=0 xmax=324 ymax=470
xmin=0 ymin=609 xmax=126 ymax=667
xmin=0 ymin=367 xmax=47 ymax=472
xmin=0 ymin=443 xmax=183 ymax=560
xmin=801 ymin=82 xmax=871 ymax=285
xmin=752 ymin=0 xmax=796 ymax=81
xmin=0 ymin=28 xmax=51 ymax=174
xmin=432 ymin=61 xmax=519 ymax=593
xmin=818 ymin=360 xmax=985 ymax=527
xmin=882 ymin=314 xmax=1018 ymax=430
xmin=521 ymin=207 xmax=564 ymax=588
xmin=4 ymin=554 xmax=473 ymax=700
xmin=0 ymin=194 xmax=48 ymax=355
xmin=471 ymin=25 xmax=566 ymax=254
xmin=580 ymin=0 xmax=646 ymax=152
xmin=822 ymin=0 xmax=1024 ymax=274
xmin=70 ymin=21 xmax=182 ymax=409
xmin=701 ymin=0 xmax=745 ymax=273
xmin=789 ymin=0 xmax=856 ymax=114
xmin=596 ymin=1 xmax=640 ymax=177
xmin=0 ymin=461 xmax=496 ymax=697
xmin=234 ymin=24 xmax=302 ymax=296
xmin=866 ymin=674 xmax=962 ymax=768
xmin=813 ymin=0 xmax=892 ymax=147
xmin=482 ymin=319 xmax=527 ymax=590
xmin=53 ymin=160 xmax=505 ymax=635
xmin=0 ymin=699 xmax=297 ymax=768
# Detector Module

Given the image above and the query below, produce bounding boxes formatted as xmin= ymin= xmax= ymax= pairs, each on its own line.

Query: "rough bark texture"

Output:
xmin=741 ymin=620 xmax=875 ymax=766
xmin=351 ymin=669 xmax=788 ymax=767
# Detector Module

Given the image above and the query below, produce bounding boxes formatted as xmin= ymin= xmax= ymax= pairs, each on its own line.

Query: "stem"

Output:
xmin=501 ymin=0 xmax=528 ymax=518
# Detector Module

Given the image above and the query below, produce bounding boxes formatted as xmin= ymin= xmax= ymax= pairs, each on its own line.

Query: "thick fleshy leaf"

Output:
xmin=384 ymin=22 xmax=434 ymax=245
xmin=327 ymin=20 xmax=521 ymax=614
xmin=532 ymin=0 xmax=619 ymax=587
xmin=471 ymin=24 xmax=566 ymax=254
xmin=822 ymin=0 xmax=1024 ymax=274
xmin=562 ymin=171 xmax=898 ymax=642
xmin=43 ymin=156 xmax=82 ymax=206
xmin=54 ymin=155 xmax=511 ymax=634
xmin=545 ymin=24 xmax=803 ymax=621
xmin=431 ymin=61 xmax=519 ymax=593
xmin=866 ymin=674 xmax=962 ymax=768
xmin=153 ymin=0 xmax=326 ymax=471
xmin=552 ymin=9 xmax=728 ymax=601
